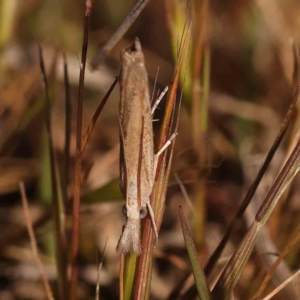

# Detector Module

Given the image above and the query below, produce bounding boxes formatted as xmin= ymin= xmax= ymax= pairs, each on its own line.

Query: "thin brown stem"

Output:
xmin=81 ymin=77 xmax=118 ymax=153
xmin=63 ymin=53 xmax=72 ymax=205
xmin=69 ymin=1 xmax=93 ymax=299
xmin=19 ymin=182 xmax=54 ymax=300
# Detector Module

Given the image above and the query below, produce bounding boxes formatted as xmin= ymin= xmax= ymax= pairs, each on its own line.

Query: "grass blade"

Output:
xmin=39 ymin=45 xmax=68 ymax=300
xmin=123 ymin=254 xmax=138 ymax=300
xmin=179 ymin=206 xmax=211 ymax=300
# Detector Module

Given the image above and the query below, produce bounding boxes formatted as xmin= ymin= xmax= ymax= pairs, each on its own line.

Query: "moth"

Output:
xmin=117 ymin=38 xmax=158 ymax=255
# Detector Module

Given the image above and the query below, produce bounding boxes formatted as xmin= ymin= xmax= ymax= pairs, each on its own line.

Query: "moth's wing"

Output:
xmin=119 ymin=40 xmax=153 ymax=206
xmin=136 ymin=116 xmax=145 ymax=208
xmin=118 ymin=115 xmax=127 ymax=196
xmin=139 ymin=87 xmax=155 ymax=203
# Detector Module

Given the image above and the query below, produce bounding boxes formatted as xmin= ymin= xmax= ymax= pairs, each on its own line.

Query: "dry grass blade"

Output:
xmin=19 ymin=182 xmax=54 ymax=300
xmin=212 ymin=134 xmax=300 ymax=299
xmin=251 ymin=225 xmax=300 ymax=299
xmin=91 ymin=0 xmax=149 ymax=68
xmin=70 ymin=1 xmax=93 ymax=299
xmin=204 ymin=85 xmax=300 ymax=277
xmin=261 ymin=269 xmax=300 ymax=300
xmin=39 ymin=45 xmax=68 ymax=299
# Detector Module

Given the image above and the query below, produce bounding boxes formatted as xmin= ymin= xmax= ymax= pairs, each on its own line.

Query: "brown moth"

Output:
xmin=117 ymin=38 xmax=158 ymax=255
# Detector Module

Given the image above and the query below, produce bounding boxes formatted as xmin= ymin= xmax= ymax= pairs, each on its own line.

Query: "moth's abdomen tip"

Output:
xmin=117 ymin=240 xmax=141 ymax=256
xmin=117 ymin=219 xmax=141 ymax=255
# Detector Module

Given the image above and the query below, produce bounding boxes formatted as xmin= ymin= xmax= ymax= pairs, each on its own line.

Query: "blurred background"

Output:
xmin=0 ymin=0 xmax=300 ymax=299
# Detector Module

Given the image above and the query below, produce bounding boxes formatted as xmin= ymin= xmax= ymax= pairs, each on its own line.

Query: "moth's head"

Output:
xmin=120 ymin=37 xmax=145 ymax=66
xmin=123 ymin=204 xmax=148 ymax=220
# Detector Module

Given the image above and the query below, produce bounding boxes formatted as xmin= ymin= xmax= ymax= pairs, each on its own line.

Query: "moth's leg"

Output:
xmin=151 ymin=86 xmax=169 ymax=115
xmin=91 ymin=0 xmax=149 ymax=68
xmin=146 ymin=202 xmax=158 ymax=239
xmin=153 ymin=132 xmax=177 ymax=177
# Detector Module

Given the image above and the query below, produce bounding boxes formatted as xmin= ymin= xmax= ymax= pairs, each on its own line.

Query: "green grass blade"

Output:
xmin=123 ymin=253 xmax=138 ymax=300
xmin=179 ymin=206 xmax=211 ymax=300
xmin=39 ymin=46 xmax=68 ymax=299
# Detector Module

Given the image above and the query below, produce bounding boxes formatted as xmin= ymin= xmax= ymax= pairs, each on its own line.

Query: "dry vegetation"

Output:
xmin=0 ymin=0 xmax=300 ymax=299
